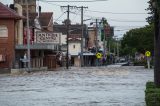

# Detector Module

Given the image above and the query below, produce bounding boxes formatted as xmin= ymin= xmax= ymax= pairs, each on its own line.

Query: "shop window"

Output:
xmin=0 ymin=26 xmax=8 ymax=37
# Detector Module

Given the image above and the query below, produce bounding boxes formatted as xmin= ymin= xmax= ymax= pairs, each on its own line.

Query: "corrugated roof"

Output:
xmin=0 ymin=2 xmax=22 ymax=19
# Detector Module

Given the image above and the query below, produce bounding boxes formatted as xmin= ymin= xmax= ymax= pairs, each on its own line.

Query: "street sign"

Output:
xmin=96 ymin=52 xmax=102 ymax=59
xmin=145 ymin=51 xmax=151 ymax=57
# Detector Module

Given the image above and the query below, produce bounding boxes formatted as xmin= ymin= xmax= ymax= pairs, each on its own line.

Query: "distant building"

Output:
xmin=53 ymin=23 xmax=96 ymax=67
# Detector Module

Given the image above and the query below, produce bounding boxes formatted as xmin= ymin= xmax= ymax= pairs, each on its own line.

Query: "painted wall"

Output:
xmin=88 ymin=29 xmax=96 ymax=48
xmin=69 ymin=42 xmax=81 ymax=55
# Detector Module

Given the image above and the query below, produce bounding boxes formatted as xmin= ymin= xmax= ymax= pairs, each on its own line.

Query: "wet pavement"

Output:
xmin=0 ymin=66 xmax=153 ymax=106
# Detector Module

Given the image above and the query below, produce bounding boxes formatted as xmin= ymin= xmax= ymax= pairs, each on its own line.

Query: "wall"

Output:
xmin=0 ymin=19 xmax=15 ymax=69
xmin=88 ymin=29 xmax=96 ymax=48
xmin=69 ymin=42 xmax=81 ymax=55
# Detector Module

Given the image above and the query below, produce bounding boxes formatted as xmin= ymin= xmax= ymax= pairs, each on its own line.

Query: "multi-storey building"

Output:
xmin=14 ymin=0 xmax=36 ymax=13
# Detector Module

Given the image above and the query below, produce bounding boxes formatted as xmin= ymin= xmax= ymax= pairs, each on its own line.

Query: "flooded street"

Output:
xmin=0 ymin=66 xmax=153 ymax=106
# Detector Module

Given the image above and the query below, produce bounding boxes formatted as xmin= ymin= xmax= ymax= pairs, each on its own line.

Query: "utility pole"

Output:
xmin=116 ymin=38 xmax=119 ymax=62
xmin=61 ymin=5 xmax=76 ymax=69
xmin=77 ymin=6 xmax=88 ymax=67
xmin=102 ymin=18 xmax=106 ymax=59
xmin=26 ymin=0 xmax=31 ymax=72
xmin=95 ymin=19 xmax=98 ymax=53
xmin=152 ymin=0 xmax=160 ymax=87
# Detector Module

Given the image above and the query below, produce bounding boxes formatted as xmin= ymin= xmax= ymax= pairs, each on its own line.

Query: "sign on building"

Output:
xmin=36 ymin=32 xmax=60 ymax=44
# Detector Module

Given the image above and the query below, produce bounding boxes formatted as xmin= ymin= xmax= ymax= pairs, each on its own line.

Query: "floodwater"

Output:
xmin=0 ymin=66 xmax=153 ymax=106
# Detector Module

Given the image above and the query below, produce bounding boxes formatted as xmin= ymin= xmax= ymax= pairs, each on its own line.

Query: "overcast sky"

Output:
xmin=0 ymin=0 xmax=150 ymax=38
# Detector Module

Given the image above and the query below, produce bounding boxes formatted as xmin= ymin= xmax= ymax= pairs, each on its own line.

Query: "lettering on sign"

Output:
xmin=36 ymin=32 xmax=60 ymax=44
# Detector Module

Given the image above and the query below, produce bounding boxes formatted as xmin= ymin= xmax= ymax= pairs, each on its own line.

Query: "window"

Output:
xmin=0 ymin=48 xmax=6 ymax=62
xmin=0 ymin=26 xmax=8 ymax=37
xmin=73 ymin=45 xmax=75 ymax=49
xmin=0 ymin=54 xmax=6 ymax=62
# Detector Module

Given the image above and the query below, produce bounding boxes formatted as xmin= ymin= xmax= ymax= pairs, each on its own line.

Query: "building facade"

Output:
xmin=0 ymin=2 xmax=22 ymax=73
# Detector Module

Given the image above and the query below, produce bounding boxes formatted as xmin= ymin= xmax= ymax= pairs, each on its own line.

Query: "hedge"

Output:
xmin=145 ymin=82 xmax=160 ymax=106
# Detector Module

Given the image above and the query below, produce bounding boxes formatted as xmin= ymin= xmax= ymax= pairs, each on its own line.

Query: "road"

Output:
xmin=0 ymin=66 xmax=153 ymax=106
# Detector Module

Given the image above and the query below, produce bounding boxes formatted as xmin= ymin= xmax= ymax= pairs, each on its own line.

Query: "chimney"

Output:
xmin=39 ymin=6 xmax=41 ymax=13
xmin=9 ymin=4 xmax=15 ymax=10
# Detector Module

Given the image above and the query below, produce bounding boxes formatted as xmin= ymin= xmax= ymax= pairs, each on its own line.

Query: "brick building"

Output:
xmin=0 ymin=2 xmax=22 ymax=73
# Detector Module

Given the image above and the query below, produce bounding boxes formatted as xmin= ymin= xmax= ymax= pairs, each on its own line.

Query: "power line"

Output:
xmin=86 ymin=10 xmax=147 ymax=15
xmin=70 ymin=12 xmax=147 ymax=22
xmin=40 ymin=0 xmax=62 ymax=6
xmin=54 ymin=11 xmax=66 ymax=22
xmin=45 ymin=0 xmax=108 ymax=2
xmin=108 ymin=19 xmax=146 ymax=22
xmin=70 ymin=10 xmax=81 ymax=22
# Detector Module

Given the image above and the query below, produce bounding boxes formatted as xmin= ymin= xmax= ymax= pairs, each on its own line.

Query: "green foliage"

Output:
xmin=145 ymin=82 xmax=160 ymax=106
xmin=146 ymin=82 xmax=156 ymax=89
xmin=120 ymin=25 xmax=154 ymax=56
xmin=146 ymin=1 xmax=154 ymax=24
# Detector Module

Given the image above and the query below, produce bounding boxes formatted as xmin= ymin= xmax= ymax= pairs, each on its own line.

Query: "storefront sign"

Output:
xmin=36 ymin=32 xmax=60 ymax=44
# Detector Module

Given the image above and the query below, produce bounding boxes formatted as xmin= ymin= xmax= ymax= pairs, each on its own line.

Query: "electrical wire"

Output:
xmin=54 ymin=11 xmax=66 ymax=22
xmin=45 ymin=0 xmax=108 ymax=2
xmin=86 ymin=10 xmax=147 ymax=15
xmin=70 ymin=10 xmax=81 ymax=22
xmin=40 ymin=0 xmax=62 ymax=6
xmin=70 ymin=11 xmax=147 ymax=22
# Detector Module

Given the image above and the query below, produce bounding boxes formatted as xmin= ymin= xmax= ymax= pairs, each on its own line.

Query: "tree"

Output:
xmin=146 ymin=0 xmax=154 ymax=24
xmin=120 ymin=25 xmax=154 ymax=56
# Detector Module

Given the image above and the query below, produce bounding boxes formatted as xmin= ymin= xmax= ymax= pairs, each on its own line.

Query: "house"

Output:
xmin=0 ymin=2 xmax=23 ymax=73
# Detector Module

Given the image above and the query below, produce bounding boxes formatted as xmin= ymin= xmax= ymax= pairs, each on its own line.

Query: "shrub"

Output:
xmin=145 ymin=82 xmax=160 ymax=106
xmin=133 ymin=60 xmax=146 ymax=66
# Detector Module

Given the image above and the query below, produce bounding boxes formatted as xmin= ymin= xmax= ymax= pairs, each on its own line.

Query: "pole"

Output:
xmin=102 ymin=18 xmax=106 ymax=59
xmin=76 ymin=6 xmax=88 ymax=67
xmin=26 ymin=0 xmax=31 ymax=72
xmin=117 ymin=38 xmax=119 ymax=62
xmin=154 ymin=2 xmax=160 ymax=86
xmin=81 ymin=6 xmax=84 ymax=67
xmin=147 ymin=57 xmax=150 ymax=69
xmin=61 ymin=5 xmax=77 ymax=69
xmin=66 ymin=5 xmax=69 ymax=69
xmin=95 ymin=19 xmax=98 ymax=53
